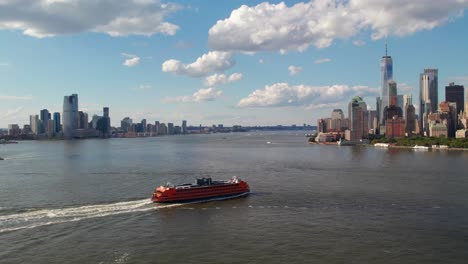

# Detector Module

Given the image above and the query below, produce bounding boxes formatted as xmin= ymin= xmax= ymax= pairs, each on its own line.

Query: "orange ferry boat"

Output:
xmin=151 ymin=177 xmax=250 ymax=203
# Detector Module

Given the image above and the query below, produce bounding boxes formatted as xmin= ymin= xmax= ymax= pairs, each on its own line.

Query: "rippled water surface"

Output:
xmin=1 ymin=132 xmax=468 ymax=263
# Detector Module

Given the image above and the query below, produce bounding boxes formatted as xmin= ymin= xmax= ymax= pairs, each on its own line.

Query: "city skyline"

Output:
xmin=1 ymin=1 xmax=468 ymax=128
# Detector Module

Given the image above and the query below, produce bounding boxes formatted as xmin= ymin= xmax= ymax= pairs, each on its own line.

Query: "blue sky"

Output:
xmin=1 ymin=0 xmax=468 ymax=128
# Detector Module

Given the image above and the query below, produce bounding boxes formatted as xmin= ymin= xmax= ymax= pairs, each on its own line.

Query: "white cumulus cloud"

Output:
xmin=288 ymin=65 xmax=303 ymax=76
xmin=208 ymin=0 xmax=468 ymax=53
xmin=315 ymin=58 xmax=331 ymax=64
xmin=162 ymin=51 xmax=234 ymax=77
xmin=237 ymin=83 xmax=378 ymax=108
xmin=0 ymin=0 xmax=180 ymax=38
xmin=204 ymin=73 xmax=243 ymax=86
xmin=122 ymin=53 xmax=140 ymax=67
xmin=132 ymin=84 xmax=152 ymax=91
xmin=352 ymin=40 xmax=366 ymax=46
xmin=163 ymin=88 xmax=223 ymax=103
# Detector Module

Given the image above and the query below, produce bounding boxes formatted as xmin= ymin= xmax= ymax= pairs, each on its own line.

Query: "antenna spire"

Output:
xmin=385 ymin=38 xmax=388 ymax=56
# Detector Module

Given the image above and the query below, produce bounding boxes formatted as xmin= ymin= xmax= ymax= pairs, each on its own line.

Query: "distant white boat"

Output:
xmin=266 ymin=141 xmax=272 ymax=144
xmin=432 ymin=145 xmax=449 ymax=149
xmin=374 ymin=143 xmax=389 ymax=148
xmin=413 ymin=145 xmax=429 ymax=150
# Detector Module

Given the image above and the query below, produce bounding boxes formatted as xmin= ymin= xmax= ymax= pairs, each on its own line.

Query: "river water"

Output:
xmin=1 ymin=132 xmax=467 ymax=263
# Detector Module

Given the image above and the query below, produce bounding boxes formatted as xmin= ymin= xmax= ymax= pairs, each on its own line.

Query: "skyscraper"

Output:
xmin=53 ymin=112 xmax=61 ymax=133
xmin=405 ymin=103 xmax=416 ymax=135
xmin=379 ymin=43 xmax=393 ymax=127
xmin=29 ymin=115 xmax=40 ymax=135
xmin=40 ymin=109 xmax=50 ymax=134
xmin=419 ymin=69 xmax=438 ymax=135
xmin=97 ymin=107 xmax=111 ymax=138
xmin=369 ymin=110 xmax=378 ymax=131
xmin=182 ymin=120 xmax=187 ymax=134
xmin=384 ymin=81 xmax=405 ymax=138
xmin=348 ymin=96 xmax=368 ymax=141
xmin=445 ymin=82 xmax=464 ymax=115
xmin=396 ymin=95 xmax=404 ymax=118
xmin=63 ymin=94 xmax=79 ymax=139
xmin=404 ymin=95 xmax=415 ymax=135
xmin=141 ymin=119 xmax=147 ymax=133
xmin=403 ymin=94 xmax=412 ymax=120
xmin=168 ymin=123 xmax=175 ymax=135
xmin=78 ymin=111 xmax=88 ymax=129
xmin=330 ymin=109 xmax=345 ymax=131
xmin=155 ymin=121 xmax=160 ymax=135
xmin=121 ymin=117 xmax=133 ymax=132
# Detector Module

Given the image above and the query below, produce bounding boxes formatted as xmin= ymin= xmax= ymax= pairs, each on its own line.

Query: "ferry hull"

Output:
xmin=151 ymin=179 xmax=250 ymax=203
xmin=154 ymin=192 xmax=250 ymax=203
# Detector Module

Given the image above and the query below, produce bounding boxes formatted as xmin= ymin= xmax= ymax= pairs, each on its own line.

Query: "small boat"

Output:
xmin=374 ymin=143 xmax=389 ymax=148
xmin=413 ymin=145 xmax=429 ymax=150
xmin=151 ymin=177 xmax=250 ymax=203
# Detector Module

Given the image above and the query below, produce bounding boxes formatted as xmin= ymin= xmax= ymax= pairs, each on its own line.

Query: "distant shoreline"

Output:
xmin=309 ymin=141 xmax=468 ymax=151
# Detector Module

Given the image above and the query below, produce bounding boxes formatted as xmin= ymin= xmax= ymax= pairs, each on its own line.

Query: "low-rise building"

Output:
xmin=456 ymin=129 xmax=468 ymax=139
xmin=8 ymin=124 xmax=21 ymax=136
xmin=386 ymin=116 xmax=406 ymax=138
xmin=430 ymin=123 xmax=448 ymax=138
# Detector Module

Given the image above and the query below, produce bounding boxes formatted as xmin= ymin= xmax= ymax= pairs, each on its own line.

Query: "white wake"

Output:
xmin=0 ymin=199 xmax=180 ymax=233
xmin=0 ymin=193 xmax=250 ymax=233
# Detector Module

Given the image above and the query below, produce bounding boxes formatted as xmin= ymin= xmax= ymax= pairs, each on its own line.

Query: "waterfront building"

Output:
xmin=382 ymin=81 xmax=405 ymax=138
xmin=78 ymin=111 xmax=89 ymax=129
xmin=22 ymin=125 xmax=32 ymax=134
xmin=47 ymin=119 xmax=54 ymax=138
xmin=8 ymin=124 xmax=20 ymax=136
xmin=383 ymin=81 xmax=403 ymax=119
xmin=379 ymin=44 xmax=393 ymax=129
xmin=397 ymin=95 xmax=404 ymax=118
xmin=331 ymin=109 xmax=345 ymax=120
xmin=141 ymin=119 xmax=147 ymax=133
xmin=40 ymin=109 xmax=50 ymax=134
xmin=53 ymin=112 xmax=61 ymax=133
xmin=386 ymin=116 xmax=406 ymax=138
xmin=403 ymin=94 xmax=413 ymax=120
xmin=159 ymin=123 xmax=167 ymax=135
xmin=438 ymin=101 xmax=457 ymax=138
xmin=445 ymin=82 xmax=464 ymax=115
xmin=348 ymin=96 xmax=368 ymax=141
xmin=419 ymin=69 xmax=438 ymax=135
xmin=376 ymin=96 xmax=381 ymax=132
xmin=97 ymin=107 xmax=111 ymax=138
xmin=182 ymin=120 xmax=187 ymax=134
xmin=430 ymin=123 xmax=448 ymax=138
xmin=121 ymin=117 xmax=132 ymax=132
xmin=29 ymin=115 xmax=40 ymax=135
xmin=456 ymin=129 xmax=468 ymax=139
xmin=329 ymin=109 xmax=346 ymax=131
xmin=155 ymin=121 xmax=160 ymax=135
xmin=91 ymin=115 xmax=101 ymax=129
xmin=369 ymin=110 xmax=378 ymax=132
xmin=405 ymin=103 xmax=416 ymax=136
xmin=317 ymin=119 xmax=327 ymax=133
xmin=146 ymin=124 xmax=155 ymax=135
xmin=63 ymin=94 xmax=79 ymax=139
xmin=175 ymin=126 xmax=182 ymax=134
xmin=168 ymin=123 xmax=175 ymax=135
